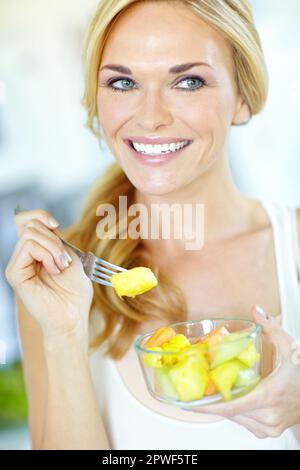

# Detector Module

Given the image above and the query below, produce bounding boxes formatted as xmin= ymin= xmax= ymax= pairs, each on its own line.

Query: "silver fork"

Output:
xmin=14 ymin=205 xmax=127 ymax=287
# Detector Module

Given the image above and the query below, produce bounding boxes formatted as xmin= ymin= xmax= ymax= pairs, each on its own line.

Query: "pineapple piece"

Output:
xmin=161 ymin=334 xmax=191 ymax=366
xmin=209 ymin=359 xmax=241 ymax=400
xmin=142 ymin=346 xmax=164 ymax=368
xmin=169 ymin=356 xmax=209 ymax=402
xmin=110 ymin=267 xmax=158 ymax=298
xmin=162 ymin=334 xmax=191 ymax=351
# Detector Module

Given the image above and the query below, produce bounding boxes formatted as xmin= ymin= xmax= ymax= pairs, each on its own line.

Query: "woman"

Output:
xmin=5 ymin=0 xmax=300 ymax=450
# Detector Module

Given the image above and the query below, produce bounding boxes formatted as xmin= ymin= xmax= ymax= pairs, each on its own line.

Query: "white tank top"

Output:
xmin=89 ymin=201 xmax=300 ymax=450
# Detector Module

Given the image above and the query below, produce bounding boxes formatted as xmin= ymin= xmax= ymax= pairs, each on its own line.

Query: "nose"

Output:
xmin=136 ymin=88 xmax=173 ymax=131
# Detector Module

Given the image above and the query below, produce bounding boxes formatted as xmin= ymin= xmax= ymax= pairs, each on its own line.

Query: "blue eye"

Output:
xmin=176 ymin=76 xmax=206 ymax=92
xmin=107 ymin=78 xmax=135 ymax=93
xmin=106 ymin=75 xmax=206 ymax=93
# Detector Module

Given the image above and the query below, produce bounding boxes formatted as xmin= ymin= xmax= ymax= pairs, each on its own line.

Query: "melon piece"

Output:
xmin=144 ymin=326 xmax=176 ymax=348
xmin=142 ymin=346 xmax=163 ymax=368
xmin=196 ymin=326 xmax=230 ymax=362
xmin=237 ymin=342 xmax=261 ymax=368
xmin=110 ymin=267 xmax=158 ymax=298
xmin=155 ymin=367 xmax=178 ymax=399
xmin=210 ymin=331 xmax=252 ymax=369
xmin=234 ymin=364 xmax=260 ymax=388
xmin=168 ymin=356 xmax=209 ymax=402
xmin=204 ymin=378 xmax=217 ymax=396
xmin=198 ymin=326 xmax=230 ymax=346
xmin=209 ymin=360 xmax=241 ymax=401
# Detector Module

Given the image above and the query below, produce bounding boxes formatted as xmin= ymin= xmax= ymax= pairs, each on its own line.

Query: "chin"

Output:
xmin=133 ymin=178 xmax=183 ymax=196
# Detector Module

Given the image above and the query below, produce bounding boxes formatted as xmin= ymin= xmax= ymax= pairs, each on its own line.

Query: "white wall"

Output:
xmin=0 ymin=0 xmax=113 ymax=200
xmin=0 ymin=0 xmax=299 ymax=202
xmin=230 ymin=0 xmax=300 ymax=205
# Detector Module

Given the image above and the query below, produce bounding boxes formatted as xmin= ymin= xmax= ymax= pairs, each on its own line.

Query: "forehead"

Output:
xmin=100 ymin=1 xmax=233 ymax=70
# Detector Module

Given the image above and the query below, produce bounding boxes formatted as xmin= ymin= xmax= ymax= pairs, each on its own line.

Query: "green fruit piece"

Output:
xmin=142 ymin=347 xmax=163 ymax=368
xmin=237 ymin=342 xmax=261 ymax=368
xmin=210 ymin=332 xmax=252 ymax=369
xmin=168 ymin=356 xmax=209 ymax=402
xmin=155 ymin=367 xmax=178 ymax=399
xmin=209 ymin=360 xmax=241 ymax=401
xmin=161 ymin=334 xmax=191 ymax=366
xmin=234 ymin=364 xmax=260 ymax=388
xmin=221 ymin=330 xmax=252 ymax=343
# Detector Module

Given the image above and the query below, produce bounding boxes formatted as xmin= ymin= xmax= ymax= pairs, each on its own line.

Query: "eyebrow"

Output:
xmin=99 ymin=62 xmax=213 ymax=74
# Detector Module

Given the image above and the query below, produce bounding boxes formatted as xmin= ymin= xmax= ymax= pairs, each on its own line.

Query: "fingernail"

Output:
xmin=64 ymin=251 xmax=72 ymax=263
xmin=256 ymin=305 xmax=268 ymax=320
xmin=49 ymin=217 xmax=60 ymax=228
xmin=60 ymin=251 xmax=71 ymax=268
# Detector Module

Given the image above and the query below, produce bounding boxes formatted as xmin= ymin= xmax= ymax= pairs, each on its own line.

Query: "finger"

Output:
xmin=195 ymin=383 xmax=266 ymax=418
xmin=12 ymin=219 xmax=65 ymax=260
xmin=243 ymin=408 xmax=281 ymax=428
xmin=14 ymin=209 xmax=60 ymax=237
xmin=9 ymin=226 xmax=72 ymax=272
xmin=253 ymin=305 xmax=294 ymax=360
xmin=229 ymin=415 xmax=268 ymax=439
xmin=5 ymin=239 xmax=61 ymax=287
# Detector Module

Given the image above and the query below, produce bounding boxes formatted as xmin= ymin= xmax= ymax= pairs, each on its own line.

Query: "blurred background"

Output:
xmin=0 ymin=0 xmax=299 ymax=450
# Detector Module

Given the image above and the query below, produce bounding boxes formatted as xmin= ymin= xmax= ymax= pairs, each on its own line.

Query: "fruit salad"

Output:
xmin=110 ymin=267 xmax=158 ymax=298
xmin=140 ymin=324 xmax=261 ymax=403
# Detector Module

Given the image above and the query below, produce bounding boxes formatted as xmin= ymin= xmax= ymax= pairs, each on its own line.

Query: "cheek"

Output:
xmin=97 ymin=92 xmax=129 ymax=133
xmin=192 ymin=90 xmax=235 ymax=132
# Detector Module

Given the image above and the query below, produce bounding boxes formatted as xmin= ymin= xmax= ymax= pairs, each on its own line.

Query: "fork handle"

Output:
xmin=60 ymin=238 xmax=86 ymax=260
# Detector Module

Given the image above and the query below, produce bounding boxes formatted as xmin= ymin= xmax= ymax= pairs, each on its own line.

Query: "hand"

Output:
xmin=5 ymin=209 xmax=93 ymax=346
xmin=193 ymin=306 xmax=300 ymax=439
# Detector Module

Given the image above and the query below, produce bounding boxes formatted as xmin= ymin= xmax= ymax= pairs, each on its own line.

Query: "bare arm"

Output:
xmin=292 ymin=208 xmax=300 ymax=441
xmin=16 ymin=296 xmax=47 ymax=449
xmin=296 ymin=208 xmax=300 ymax=275
xmin=41 ymin=335 xmax=110 ymax=450
xmin=7 ymin=207 xmax=112 ymax=450
xmin=17 ymin=296 xmax=110 ymax=450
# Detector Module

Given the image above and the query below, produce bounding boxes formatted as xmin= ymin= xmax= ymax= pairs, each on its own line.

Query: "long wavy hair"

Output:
xmin=63 ymin=0 xmax=269 ymax=360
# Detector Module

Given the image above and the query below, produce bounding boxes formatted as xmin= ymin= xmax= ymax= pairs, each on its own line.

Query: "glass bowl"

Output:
xmin=134 ymin=318 xmax=262 ymax=408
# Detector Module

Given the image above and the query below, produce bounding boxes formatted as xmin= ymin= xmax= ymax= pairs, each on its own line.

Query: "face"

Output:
xmin=97 ymin=1 xmax=249 ymax=195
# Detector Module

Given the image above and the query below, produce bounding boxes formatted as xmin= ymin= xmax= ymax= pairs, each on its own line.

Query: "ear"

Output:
xmin=231 ymin=94 xmax=251 ymax=126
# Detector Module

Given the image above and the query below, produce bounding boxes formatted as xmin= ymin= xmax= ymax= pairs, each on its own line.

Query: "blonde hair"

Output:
xmin=64 ymin=0 xmax=269 ymax=359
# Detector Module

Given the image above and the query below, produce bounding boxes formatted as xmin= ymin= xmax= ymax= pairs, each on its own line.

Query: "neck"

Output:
xmin=134 ymin=152 xmax=256 ymax=256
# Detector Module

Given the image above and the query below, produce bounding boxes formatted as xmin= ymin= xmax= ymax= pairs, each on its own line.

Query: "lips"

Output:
xmin=124 ymin=138 xmax=193 ymax=167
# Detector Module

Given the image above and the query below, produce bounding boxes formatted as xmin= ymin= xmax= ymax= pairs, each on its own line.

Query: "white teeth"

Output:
xmin=131 ymin=140 xmax=190 ymax=155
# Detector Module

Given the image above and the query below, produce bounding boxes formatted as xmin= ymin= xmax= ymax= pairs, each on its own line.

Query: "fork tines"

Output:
xmin=92 ymin=258 xmax=127 ymax=287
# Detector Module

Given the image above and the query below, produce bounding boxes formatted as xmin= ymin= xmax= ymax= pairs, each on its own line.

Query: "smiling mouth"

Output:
xmin=125 ymin=139 xmax=193 ymax=156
